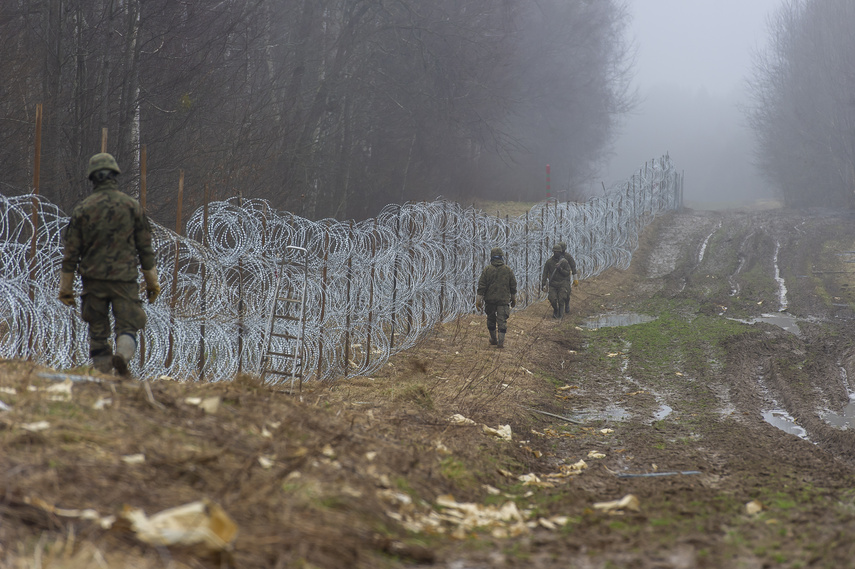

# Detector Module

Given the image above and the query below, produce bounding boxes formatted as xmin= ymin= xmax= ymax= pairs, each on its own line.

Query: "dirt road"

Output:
xmin=2 ymin=206 xmax=855 ymax=568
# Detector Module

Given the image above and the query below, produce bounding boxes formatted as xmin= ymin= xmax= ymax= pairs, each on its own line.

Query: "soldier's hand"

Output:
xmin=541 ymin=285 xmax=548 ymax=293
xmin=510 ymin=295 xmax=516 ymax=308
xmin=58 ymin=292 xmax=76 ymax=307
xmin=143 ymin=268 xmax=161 ymax=303
xmin=147 ymin=282 xmax=161 ymax=303
xmin=475 ymin=295 xmax=484 ymax=312
xmin=573 ymin=279 xmax=579 ymax=287
xmin=58 ymin=272 xmax=76 ymax=307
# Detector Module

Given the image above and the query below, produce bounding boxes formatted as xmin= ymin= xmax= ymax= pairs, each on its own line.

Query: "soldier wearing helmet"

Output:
xmin=541 ymin=243 xmax=571 ymax=319
xmin=557 ymin=241 xmax=578 ymax=314
xmin=476 ymin=246 xmax=517 ymax=348
xmin=58 ymin=153 xmax=160 ymax=376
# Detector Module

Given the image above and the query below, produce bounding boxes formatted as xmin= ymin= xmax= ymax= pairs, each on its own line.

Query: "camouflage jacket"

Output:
xmin=541 ymin=256 xmax=571 ymax=287
xmin=477 ymin=259 xmax=517 ymax=305
xmin=61 ymin=179 xmax=155 ymax=282
xmin=563 ymin=252 xmax=577 ymax=275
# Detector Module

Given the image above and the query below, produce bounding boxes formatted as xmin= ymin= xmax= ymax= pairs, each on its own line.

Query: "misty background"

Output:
xmin=602 ymin=0 xmax=780 ymax=207
xmin=3 ymin=0 xmax=852 ymax=223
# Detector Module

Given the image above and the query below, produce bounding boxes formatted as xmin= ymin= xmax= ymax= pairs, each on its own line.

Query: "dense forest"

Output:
xmin=747 ymin=0 xmax=855 ymax=208
xmin=0 ymin=0 xmax=634 ymax=223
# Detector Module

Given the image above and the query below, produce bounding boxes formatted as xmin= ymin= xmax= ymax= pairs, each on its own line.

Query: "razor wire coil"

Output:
xmin=0 ymin=156 xmax=681 ymax=382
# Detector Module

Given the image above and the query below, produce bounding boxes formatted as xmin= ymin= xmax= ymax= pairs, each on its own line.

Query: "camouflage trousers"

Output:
xmin=547 ymin=282 xmax=570 ymax=305
xmin=485 ymin=303 xmax=511 ymax=333
xmin=80 ymin=279 xmax=146 ymax=358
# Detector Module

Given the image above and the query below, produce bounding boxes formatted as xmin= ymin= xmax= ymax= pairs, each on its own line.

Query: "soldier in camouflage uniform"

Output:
xmin=476 ymin=247 xmax=517 ymax=348
xmin=557 ymin=241 xmax=579 ymax=314
xmin=58 ymin=153 xmax=160 ymax=376
xmin=541 ymin=244 xmax=571 ymax=319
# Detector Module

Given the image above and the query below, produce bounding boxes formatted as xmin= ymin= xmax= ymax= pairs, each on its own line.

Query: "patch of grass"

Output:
xmin=501 ymin=541 xmax=532 ymax=561
xmin=439 ymin=457 xmax=478 ymax=490
xmin=582 ymin=304 xmax=751 ymax=383
xmin=391 ymin=381 xmax=434 ymax=409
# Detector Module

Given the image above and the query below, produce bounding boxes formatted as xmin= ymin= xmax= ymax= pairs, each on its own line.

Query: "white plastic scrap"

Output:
xmin=92 ymin=397 xmax=112 ymax=410
xmin=745 ymin=500 xmax=764 ymax=515
xmin=122 ymin=454 xmax=146 ymax=464
xmin=587 ymin=450 xmax=606 ymax=459
xmin=21 ymin=421 xmax=50 ymax=432
xmin=517 ymin=473 xmax=553 ymax=488
xmin=448 ymin=414 xmax=477 ymax=426
xmin=121 ymin=499 xmax=238 ymax=552
xmin=184 ymin=396 xmax=220 ymax=414
xmin=26 ymin=496 xmax=115 ymax=529
xmin=482 ymin=424 xmax=512 ymax=441
xmin=593 ymin=494 xmax=641 ymax=514
xmin=544 ymin=460 xmax=588 ymax=480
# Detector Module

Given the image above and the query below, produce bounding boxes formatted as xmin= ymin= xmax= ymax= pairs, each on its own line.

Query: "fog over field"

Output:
xmin=602 ymin=0 xmax=782 ymax=206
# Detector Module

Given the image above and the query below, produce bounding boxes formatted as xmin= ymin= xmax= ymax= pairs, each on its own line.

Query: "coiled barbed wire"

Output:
xmin=0 ymin=156 xmax=681 ymax=383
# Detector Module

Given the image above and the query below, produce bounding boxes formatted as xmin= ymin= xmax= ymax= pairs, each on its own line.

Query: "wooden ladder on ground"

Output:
xmin=261 ymin=245 xmax=309 ymax=393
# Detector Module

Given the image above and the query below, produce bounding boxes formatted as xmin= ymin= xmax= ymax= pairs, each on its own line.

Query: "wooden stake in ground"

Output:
xmin=28 ymin=104 xmax=43 ymax=358
xmin=165 ymin=170 xmax=184 ymax=369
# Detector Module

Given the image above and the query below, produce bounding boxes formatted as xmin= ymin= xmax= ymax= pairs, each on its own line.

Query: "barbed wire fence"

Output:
xmin=0 ymin=155 xmax=682 ymax=383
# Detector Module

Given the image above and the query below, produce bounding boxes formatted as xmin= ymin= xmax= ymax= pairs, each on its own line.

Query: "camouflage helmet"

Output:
xmin=87 ymin=153 xmax=121 ymax=178
xmin=552 ymin=244 xmax=562 ymax=252
xmin=490 ymin=247 xmax=504 ymax=258
xmin=557 ymin=241 xmax=567 ymax=252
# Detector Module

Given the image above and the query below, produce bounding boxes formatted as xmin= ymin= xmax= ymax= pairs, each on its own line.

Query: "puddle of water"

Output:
xmin=729 ymin=313 xmax=801 ymax=336
xmin=823 ymin=398 xmax=855 ymax=430
xmin=583 ymin=313 xmax=657 ymax=329
xmin=762 ymin=409 xmax=809 ymax=440
xmin=653 ymin=404 xmax=673 ymax=421
xmin=697 ymin=221 xmax=721 ymax=265
xmin=773 ymin=241 xmax=789 ymax=311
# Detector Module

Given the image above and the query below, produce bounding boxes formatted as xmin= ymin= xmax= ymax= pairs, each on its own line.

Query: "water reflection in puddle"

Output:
xmin=730 ymin=313 xmax=801 ymax=336
xmin=583 ymin=313 xmax=657 ymax=329
xmin=654 ymin=404 xmax=673 ymax=421
xmin=762 ymin=409 xmax=809 ymax=440
xmin=823 ymin=398 xmax=855 ymax=430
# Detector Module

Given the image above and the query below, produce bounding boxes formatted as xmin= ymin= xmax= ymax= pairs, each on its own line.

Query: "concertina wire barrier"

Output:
xmin=0 ymin=155 xmax=681 ymax=383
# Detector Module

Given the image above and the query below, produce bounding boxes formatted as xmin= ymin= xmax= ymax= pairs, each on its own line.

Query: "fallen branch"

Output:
xmin=522 ymin=406 xmax=584 ymax=424
xmin=615 ymin=470 xmax=701 ymax=479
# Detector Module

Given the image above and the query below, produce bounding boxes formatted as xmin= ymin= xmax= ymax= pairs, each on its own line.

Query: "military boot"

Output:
xmin=489 ymin=329 xmax=498 ymax=346
xmin=112 ymin=333 xmax=136 ymax=377
xmin=497 ymin=331 xmax=505 ymax=348
xmin=92 ymin=355 xmax=113 ymax=374
xmin=564 ymin=299 xmax=570 ymax=313
xmin=550 ymin=301 xmax=559 ymax=319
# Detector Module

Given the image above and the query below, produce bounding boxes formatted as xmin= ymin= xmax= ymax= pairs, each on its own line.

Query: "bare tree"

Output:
xmin=747 ymin=0 xmax=855 ymax=208
xmin=0 ymin=0 xmax=637 ymax=223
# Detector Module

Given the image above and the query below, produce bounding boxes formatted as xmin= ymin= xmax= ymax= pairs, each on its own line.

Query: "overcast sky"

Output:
xmin=602 ymin=0 xmax=784 ymax=205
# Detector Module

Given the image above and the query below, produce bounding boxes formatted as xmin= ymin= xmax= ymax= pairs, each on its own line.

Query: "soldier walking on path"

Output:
xmin=541 ymin=244 xmax=571 ymax=319
xmin=557 ymin=241 xmax=579 ymax=314
xmin=58 ymin=153 xmax=161 ymax=376
xmin=476 ymin=247 xmax=517 ymax=348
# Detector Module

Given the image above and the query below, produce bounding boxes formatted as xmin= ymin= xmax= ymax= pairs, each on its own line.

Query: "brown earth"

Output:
xmin=2 ymin=206 xmax=855 ymax=569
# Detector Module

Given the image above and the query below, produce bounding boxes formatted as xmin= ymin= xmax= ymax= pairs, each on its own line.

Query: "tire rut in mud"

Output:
xmin=648 ymin=209 xmax=855 ymax=468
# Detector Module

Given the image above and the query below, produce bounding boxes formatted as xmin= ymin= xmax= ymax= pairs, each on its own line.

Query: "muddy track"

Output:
xmin=631 ymin=208 xmax=855 ymax=463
